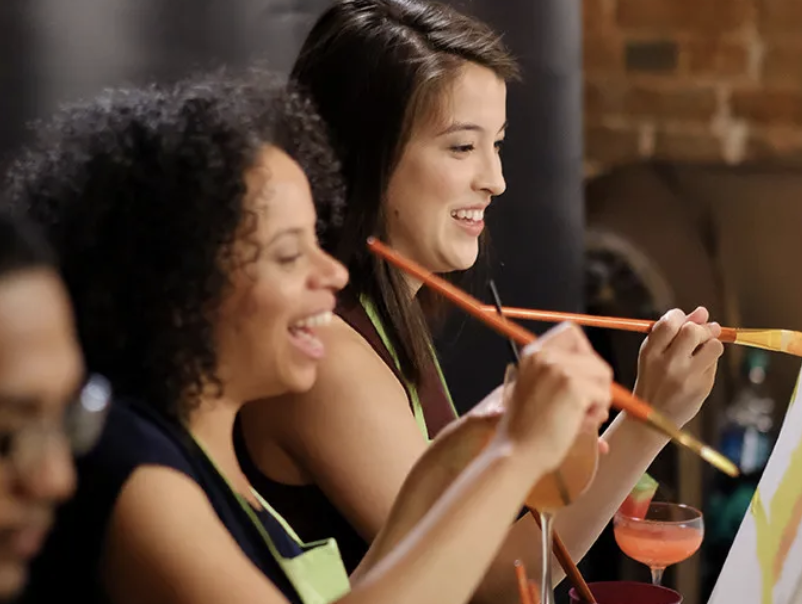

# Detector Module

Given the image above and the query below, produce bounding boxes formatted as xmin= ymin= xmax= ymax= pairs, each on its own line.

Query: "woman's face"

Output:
xmin=0 ymin=269 xmax=82 ymax=596
xmin=216 ymin=145 xmax=348 ymax=401
xmin=385 ymin=62 xmax=507 ymax=276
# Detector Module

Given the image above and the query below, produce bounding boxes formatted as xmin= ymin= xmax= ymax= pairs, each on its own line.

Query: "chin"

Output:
xmin=283 ymin=366 xmax=318 ymax=395
xmin=441 ymin=248 xmax=479 ymax=273
xmin=0 ymin=563 xmax=26 ymax=601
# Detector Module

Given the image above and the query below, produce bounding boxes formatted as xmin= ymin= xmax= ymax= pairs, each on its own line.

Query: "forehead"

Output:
xmin=244 ymin=145 xmax=316 ymax=230
xmin=428 ymin=62 xmax=507 ymax=129
xmin=0 ymin=270 xmax=83 ymax=407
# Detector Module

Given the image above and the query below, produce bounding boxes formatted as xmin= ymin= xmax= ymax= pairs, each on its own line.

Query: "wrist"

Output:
xmin=613 ymin=411 xmax=671 ymax=452
xmin=633 ymin=382 xmax=699 ymax=428
xmin=487 ymin=428 xmax=556 ymax=483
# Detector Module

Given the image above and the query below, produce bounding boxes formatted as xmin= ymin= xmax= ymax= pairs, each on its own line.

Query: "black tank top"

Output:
xmin=23 ymin=398 xmax=305 ymax=604
xmin=236 ymin=296 xmax=457 ymax=573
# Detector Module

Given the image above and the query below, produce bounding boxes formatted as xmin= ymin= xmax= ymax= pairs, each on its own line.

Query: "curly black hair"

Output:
xmin=0 ymin=205 xmax=55 ymax=279
xmin=4 ymin=67 xmax=345 ymax=418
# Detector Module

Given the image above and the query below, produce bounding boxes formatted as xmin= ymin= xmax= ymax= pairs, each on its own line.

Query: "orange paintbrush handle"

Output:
xmin=367 ymin=237 xmax=738 ymax=478
xmin=368 ymin=238 xmax=651 ymax=419
xmin=480 ymin=305 xmax=738 ymax=343
xmin=514 ymin=561 xmax=534 ymax=604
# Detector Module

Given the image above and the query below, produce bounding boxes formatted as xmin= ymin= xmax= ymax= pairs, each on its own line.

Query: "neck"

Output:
xmin=405 ymin=273 xmax=423 ymax=296
xmin=187 ymin=394 xmax=255 ymax=502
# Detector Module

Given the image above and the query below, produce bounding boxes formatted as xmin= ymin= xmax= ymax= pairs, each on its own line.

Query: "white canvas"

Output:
xmin=708 ymin=366 xmax=802 ymax=604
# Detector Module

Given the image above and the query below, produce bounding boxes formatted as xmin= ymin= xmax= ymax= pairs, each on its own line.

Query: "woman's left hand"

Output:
xmin=632 ymin=306 xmax=724 ymax=427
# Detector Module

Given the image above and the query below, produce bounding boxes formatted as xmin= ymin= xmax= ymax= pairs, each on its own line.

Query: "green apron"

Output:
xmin=193 ymin=436 xmax=351 ymax=604
xmin=360 ymin=296 xmax=458 ymax=442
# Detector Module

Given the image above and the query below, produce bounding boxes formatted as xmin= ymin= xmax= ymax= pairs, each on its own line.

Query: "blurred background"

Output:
xmin=2 ymin=1 xmax=801 ymax=603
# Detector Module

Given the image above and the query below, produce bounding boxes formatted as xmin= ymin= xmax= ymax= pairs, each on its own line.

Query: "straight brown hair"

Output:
xmin=292 ymin=0 xmax=519 ymax=384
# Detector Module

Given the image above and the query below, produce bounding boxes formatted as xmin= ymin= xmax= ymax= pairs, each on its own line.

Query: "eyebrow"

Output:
xmin=267 ymin=227 xmax=305 ymax=246
xmin=0 ymin=393 xmax=41 ymax=416
xmin=438 ymin=121 xmax=508 ymax=136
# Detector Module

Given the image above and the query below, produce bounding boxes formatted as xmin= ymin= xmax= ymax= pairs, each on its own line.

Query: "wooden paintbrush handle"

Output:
xmin=366 ymin=238 xmax=739 ymax=476
xmin=482 ymin=305 xmax=740 ymax=343
xmin=481 ymin=305 xmax=654 ymax=333
xmin=529 ymin=509 xmax=596 ymax=603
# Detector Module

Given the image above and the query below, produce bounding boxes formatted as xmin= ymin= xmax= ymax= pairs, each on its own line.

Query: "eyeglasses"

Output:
xmin=0 ymin=374 xmax=113 ymax=474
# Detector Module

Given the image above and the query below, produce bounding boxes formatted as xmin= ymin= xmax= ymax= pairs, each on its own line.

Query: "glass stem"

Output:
xmin=651 ymin=566 xmax=665 ymax=586
xmin=540 ymin=511 xmax=556 ymax=604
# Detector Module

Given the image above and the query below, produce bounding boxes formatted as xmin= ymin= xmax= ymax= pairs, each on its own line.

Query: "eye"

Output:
xmin=450 ymin=144 xmax=475 ymax=154
xmin=494 ymin=139 xmax=505 ymax=153
xmin=0 ymin=431 xmax=13 ymax=458
xmin=278 ymin=253 xmax=302 ymax=266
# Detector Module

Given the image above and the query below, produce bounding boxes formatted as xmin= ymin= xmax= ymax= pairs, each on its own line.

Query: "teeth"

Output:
xmin=451 ymin=208 xmax=484 ymax=222
xmin=292 ymin=311 xmax=333 ymax=329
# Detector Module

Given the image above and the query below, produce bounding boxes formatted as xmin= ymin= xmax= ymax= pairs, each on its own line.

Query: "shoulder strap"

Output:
xmin=336 ymin=296 xmax=428 ymax=437
xmin=335 ymin=297 xmax=413 ymax=406
xmin=336 ymin=295 xmax=457 ymax=439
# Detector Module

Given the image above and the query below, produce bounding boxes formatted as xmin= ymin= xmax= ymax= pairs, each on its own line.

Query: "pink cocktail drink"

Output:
xmin=614 ymin=502 xmax=704 ymax=586
xmin=614 ymin=522 xmax=703 ymax=567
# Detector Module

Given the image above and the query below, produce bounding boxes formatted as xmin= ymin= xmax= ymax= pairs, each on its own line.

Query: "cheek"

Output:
xmin=388 ymin=161 xmax=459 ymax=232
xmin=238 ymin=287 xmax=266 ymax=319
xmin=226 ymin=280 xmax=287 ymax=336
xmin=243 ymin=286 xmax=287 ymax=329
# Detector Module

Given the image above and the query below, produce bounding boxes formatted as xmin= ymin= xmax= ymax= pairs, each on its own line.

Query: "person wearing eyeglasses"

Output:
xmin=0 ymin=209 xmax=110 ymax=600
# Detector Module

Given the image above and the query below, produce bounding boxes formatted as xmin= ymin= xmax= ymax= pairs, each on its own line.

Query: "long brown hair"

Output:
xmin=292 ymin=0 xmax=519 ymax=384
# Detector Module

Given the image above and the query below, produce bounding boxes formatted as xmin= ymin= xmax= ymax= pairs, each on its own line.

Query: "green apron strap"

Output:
xmin=360 ymin=296 xmax=430 ymax=441
xmin=431 ymin=352 xmax=458 ymax=418
xmin=190 ymin=435 xmax=351 ymax=604
xmin=191 ymin=435 xmax=303 ymax=553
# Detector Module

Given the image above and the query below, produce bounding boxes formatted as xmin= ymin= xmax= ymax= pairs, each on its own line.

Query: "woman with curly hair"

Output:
xmin=238 ymin=1 xmax=725 ymax=601
xmin=8 ymin=68 xmax=612 ymax=604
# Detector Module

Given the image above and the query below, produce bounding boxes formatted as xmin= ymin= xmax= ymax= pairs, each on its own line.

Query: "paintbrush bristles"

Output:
xmin=479 ymin=305 xmax=802 ymax=359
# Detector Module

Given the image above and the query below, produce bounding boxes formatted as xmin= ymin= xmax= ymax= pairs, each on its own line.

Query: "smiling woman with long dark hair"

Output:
xmin=238 ymin=2 xmax=724 ymax=601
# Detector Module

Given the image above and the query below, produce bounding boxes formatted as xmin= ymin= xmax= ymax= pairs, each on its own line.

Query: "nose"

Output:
xmin=20 ymin=438 xmax=76 ymax=504
xmin=477 ymin=147 xmax=506 ymax=197
xmin=311 ymin=248 xmax=349 ymax=292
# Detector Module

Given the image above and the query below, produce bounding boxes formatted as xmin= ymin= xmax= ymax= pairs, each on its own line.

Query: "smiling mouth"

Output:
xmin=0 ymin=525 xmax=49 ymax=560
xmin=450 ymin=208 xmax=485 ymax=224
xmin=288 ymin=311 xmax=333 ymax=360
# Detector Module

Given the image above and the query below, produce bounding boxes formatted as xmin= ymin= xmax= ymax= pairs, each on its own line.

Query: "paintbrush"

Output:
xmin=480 ymin=305 xmax=802 ymax=358
xmin=367 ymin=237 xmax=738 ymax=478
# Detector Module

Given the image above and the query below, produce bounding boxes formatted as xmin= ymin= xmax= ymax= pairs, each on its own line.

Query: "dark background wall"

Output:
xmin=436 ymin=0 xmax=584 ymax=410
xmin=0 ymin=0 xmax=584 ymax=412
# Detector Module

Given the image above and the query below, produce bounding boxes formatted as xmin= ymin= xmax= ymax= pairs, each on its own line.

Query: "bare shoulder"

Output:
xmin=241 ymin=316 xmax=429 ymax=540
xmin=102 ymin=465 xmax=288 ymax=604
xmin=314 ymin=315 xmax=407 ymax=400
xmin=250 ymin=315 xmax=409 ymax=434
xmin=238 ymin=315 xmax=413 ymax=483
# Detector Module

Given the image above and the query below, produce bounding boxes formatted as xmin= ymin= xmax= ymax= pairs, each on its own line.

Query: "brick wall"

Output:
xmin=584 ymin=0 xmax=802 ymax=174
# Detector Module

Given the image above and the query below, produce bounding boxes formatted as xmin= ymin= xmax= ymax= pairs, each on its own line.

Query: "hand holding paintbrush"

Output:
xmin=482 ymin=305 xmax=802 ymax=358
xmin=367 ymin=237 xmax=738 ymax=478
xmin=490 ymin=281 xmax=599 ymax=604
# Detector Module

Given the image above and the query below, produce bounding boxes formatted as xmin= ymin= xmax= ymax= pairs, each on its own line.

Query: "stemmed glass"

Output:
xmin=514 ymin=369 xmax=600 ymax=604
xmin=614 ymin=502 xmax=704 ymax=586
